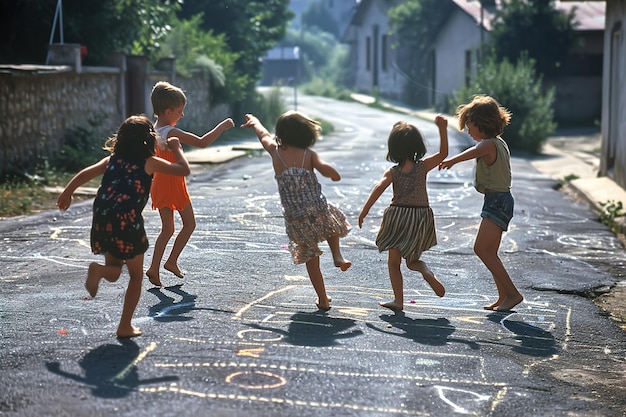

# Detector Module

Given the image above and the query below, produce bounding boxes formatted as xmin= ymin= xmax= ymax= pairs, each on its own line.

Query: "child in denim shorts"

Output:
xmin=439 ymin=95 xmax=523 ymax=312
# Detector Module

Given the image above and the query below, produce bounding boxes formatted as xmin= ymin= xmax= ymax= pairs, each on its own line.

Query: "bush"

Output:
xmin=301 ymin=77 xmax=352 ymax=101
xmin=54 ymin=117 xmax=109 ymax=172
xmin=449 ymin=54 xmax=556 ymax=154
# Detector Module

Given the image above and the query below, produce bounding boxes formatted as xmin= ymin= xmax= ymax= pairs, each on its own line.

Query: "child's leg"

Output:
xmin=85 ymin=254 xmax=123 ymax=297
xmin=164 ymin=204 xmax=196 ymax=278
xmin=474 ymin=218 xmax=523 ymax=311
xmin=116 ymin=254 xmax=144 ymax=338
xmin=326 ymin=234 xmax=351 ymax=271
xmin=146 ymin=207 xmax=175 ymax=286
xmin=407 ymin=259 xmax=445 ymax=297
xmin=305 ymin=255 xmax=331 ymax=310
xmin=380 ymin=248 xmax=404 ymax=311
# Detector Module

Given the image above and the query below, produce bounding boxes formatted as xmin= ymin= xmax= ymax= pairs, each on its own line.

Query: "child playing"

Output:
xmin=240 ymin=111 xmax=351 ymax=310
xmin=56 ymin=115 xmax=190 ymax=337
xmin=358 ymin=116 xmax=449 ymax=311
xmin=439 ymin=95 xmax=523 ymax=312
xmin=147 ymin=81 xmax=235 ymax=287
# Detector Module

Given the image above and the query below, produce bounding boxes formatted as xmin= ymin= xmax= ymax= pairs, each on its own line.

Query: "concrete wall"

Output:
xmin=432 ymin=9 xmax=484 ymax=108
xmin=353 ymin=0 xmax=404 ymax=99
xmin=600 ymin=0 xmax=626 ymax=189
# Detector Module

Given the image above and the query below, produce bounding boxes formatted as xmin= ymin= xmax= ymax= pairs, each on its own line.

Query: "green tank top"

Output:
xmin=474 ymin=137 xmax=511 ymax=194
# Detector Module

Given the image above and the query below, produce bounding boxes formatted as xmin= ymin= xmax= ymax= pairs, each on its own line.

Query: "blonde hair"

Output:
xmin=150 ymin=81 xmax=187 ymax=116
xmin=456 ymin=95 xmax=512 ymax=137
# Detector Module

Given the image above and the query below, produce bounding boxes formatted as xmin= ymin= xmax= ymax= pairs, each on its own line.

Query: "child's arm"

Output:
xmin=439 ymin=140 xmax=494 ymax=170
xmin=240 ymin=114 xmax=277 ymax=153
xmin=311 ymin=150 xmax=340 ymax=181
xmin=358 ymin=169 xmax=393 ymax=228
xmin=145 ymin=137 xmax=190 ymax=176
xmin=423 ymin=115 xmax=449 ymax=171
xmin=56 ymin=156 xmax=109 ymax=211
xmin=171 ymin=118 xmax=235 ymax=148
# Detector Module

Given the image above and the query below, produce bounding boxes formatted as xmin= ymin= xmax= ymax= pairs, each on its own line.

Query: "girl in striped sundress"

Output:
xmin=358 ymin=115 xmax=449 ymax=311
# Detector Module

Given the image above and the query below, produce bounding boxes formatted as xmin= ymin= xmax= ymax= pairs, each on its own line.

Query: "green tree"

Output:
xmin=388 ymin=0 xmax=454 ymax=106
xmin=301 ymin=0 xmax=340 ymax=38
xmin=178 ymin=0 xmax=293 ymax=99
xmin=0 ymin=0 xmax=179 ymax=65
xmin=450 ymin=55 xmax=556 ymax=154
xmin=153 ymin=14 xmax=246 ymax=104
xmin=489 ymin=0 xmax=579 ymax=76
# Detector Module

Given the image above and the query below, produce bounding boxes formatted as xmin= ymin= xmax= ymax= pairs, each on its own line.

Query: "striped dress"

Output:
xmin=375 ymin=161 xmax=436 ymax=262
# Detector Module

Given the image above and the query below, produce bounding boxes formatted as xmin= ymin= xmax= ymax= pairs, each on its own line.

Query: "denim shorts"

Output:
xmin=481 ymin=191 xmax=514 ymax=231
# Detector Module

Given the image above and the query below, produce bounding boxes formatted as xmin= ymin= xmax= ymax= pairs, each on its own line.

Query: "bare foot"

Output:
xmin=493 ymin=294 xmax=524 ymax=312
xmin=116 ymin=325 xmax=142 ymax=338
xmin=146 ymin=269 xmax=162 ymax=287
xmin=164 ymin=262 xmax=184 ymax=278
xmin=380 ymin=301 xmax=403 ymax=311
xmin=334 ymin=258 xmax=352 ymax=272
xmin=85 ymin=263 xmax=101 ymax=298
xmin=316 ymin=297 xmax=332 ymax=310
xmin=422 ymin=270 xmax=445 ymax=297
xmin=483 ymin=300 xmax=502 ymax=310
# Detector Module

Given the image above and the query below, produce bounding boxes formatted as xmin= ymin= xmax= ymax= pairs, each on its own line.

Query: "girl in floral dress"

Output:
xmin=57 ymin=115 xmax=190 ymax=337
xmin=241 ymin=111 xmax=351 ymax=310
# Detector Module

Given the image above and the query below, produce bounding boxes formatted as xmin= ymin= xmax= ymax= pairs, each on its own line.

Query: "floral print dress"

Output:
xmin=275 ymin=149 xmax=350 ymax=264
xmin=90 ymin=156 xmax=153 ymax=259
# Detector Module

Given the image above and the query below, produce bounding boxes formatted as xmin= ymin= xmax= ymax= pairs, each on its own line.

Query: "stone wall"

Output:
xmin=0 ymin=61 xmax=231 ymax=176
xmin=0 ymin=65 xmax=122 ymax=175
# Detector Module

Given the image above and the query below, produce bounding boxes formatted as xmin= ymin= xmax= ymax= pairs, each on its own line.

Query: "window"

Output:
xmin=464 ymin=50 xmax=472 ymax=86
xmin=366 ymin=37 xmax=371 ymax=71
xmin=382 ymin=34 xmax=388 ymax=71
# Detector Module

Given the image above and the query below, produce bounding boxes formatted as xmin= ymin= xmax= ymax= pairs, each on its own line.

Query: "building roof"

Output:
xmin=452 ymin=0 xmax=605 ymax=32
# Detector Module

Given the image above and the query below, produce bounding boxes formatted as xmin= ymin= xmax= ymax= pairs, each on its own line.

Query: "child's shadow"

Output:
xmin=248 ymin=311 xmax=363 ymax=347
xmin=45 ymin=339 xmax=177 ymax=398
xmin=148 ymin=284 xmax=233 ymax=322
xmin=487 ymin=312 xmax=558 ymax=357
xmin=367 ymin=312 xmax=480 ymax=349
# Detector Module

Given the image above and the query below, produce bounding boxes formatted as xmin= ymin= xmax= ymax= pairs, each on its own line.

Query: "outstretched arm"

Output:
xmin=56 ymin=156 xmax=109 ymax=211
xmin=358 ymin=169 xmax=393 ymax=228
xmin=240 ymin=114 xmax=277 ymax=153
xmin=171 ymin=118 xmax=235 ymax=148
xmin=145 ymin=137 xmax=190 ymax=176
xmin=439 ymin=139 xmax=494 ymax=170
xmin=423 ymin=115 xmax=449 ymax=172
xmin=311 ymin=150 xmax=340 ymax=181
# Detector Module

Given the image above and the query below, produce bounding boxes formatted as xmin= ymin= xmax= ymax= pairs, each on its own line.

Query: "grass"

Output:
xmin=0 ymin=172 xmax=100 ymax=218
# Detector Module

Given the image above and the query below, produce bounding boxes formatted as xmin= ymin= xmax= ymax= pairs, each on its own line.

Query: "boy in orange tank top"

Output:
xmin=147 ymin=81 xmax=234 ymax=286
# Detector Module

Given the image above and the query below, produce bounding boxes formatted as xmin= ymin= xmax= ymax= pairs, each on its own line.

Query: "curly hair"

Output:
xmin=456 ymin=95 xmax=512 ymax=138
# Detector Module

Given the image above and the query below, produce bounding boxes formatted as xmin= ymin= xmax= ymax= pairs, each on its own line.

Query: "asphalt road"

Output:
xmin=1 ymin=94 xmax=626 ymax=417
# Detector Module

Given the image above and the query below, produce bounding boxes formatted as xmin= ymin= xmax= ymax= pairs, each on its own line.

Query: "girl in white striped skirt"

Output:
xmin=358 ymin=116 xmax=449 ymax=311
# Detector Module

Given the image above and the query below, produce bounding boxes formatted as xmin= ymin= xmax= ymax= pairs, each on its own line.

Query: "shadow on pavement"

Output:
xmin=367 ymin=311 xmax=480 ymax=350
xmin=247 ymin=311 xmax=363 ymax=347
xmin=147 ymin=284 xmax=233 ymax=321
xmin=487 ymin=312 xmax=558 ymax=357
xmin=45 ymin=339 xmax=178 ymax=398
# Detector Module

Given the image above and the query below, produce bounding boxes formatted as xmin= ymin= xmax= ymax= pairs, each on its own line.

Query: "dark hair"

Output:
xmin=456 ymin=95 xmax=512 ymax=137
xmin=274 ymin=110 xmax=320 ymax=149
xmin=103 ymin=115 xmax=156 ymax=160
xmin=386 ymin=121 xmax=427 ymax=164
